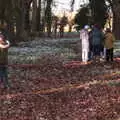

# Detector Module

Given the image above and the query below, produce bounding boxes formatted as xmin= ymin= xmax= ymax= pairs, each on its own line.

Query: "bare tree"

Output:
xmin=45 ymin=0 xmax=53 ymax=37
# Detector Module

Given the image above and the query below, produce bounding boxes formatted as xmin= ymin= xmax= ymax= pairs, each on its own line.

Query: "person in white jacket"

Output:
xmin=80 ymin=25 xmax=89 ymax=64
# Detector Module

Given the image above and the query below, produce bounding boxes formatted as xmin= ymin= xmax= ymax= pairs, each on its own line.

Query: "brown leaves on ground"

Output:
xmin=0 ymin=56 xmax=120 ymax=120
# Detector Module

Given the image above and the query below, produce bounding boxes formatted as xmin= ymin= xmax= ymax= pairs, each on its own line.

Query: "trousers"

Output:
xmin=82 ymin=49 xmax=89 ymax=62
xmin=0 ymin=65 xmax=9 ymax=88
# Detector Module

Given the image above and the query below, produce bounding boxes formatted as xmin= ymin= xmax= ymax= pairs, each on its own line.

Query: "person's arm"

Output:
xmin=0 ymin=40 xmax=10 ymax=48
xmin=6 ymin=40 xmax=10 ymax=46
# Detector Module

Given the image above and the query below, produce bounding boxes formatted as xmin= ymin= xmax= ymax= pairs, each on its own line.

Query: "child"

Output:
xmin=80 ymin=25 xmax=89 ymax=64
xmin=0 ymin=33 xmax=10 ymax=89
xmin=104 ymin=28 xmax=115 ymax=62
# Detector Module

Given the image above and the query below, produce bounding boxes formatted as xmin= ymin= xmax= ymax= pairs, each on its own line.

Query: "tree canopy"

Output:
xmin=74 ymin=7 xmax=89 ymax=30
xmin=0 ymin=0 xmax=120 ymax=40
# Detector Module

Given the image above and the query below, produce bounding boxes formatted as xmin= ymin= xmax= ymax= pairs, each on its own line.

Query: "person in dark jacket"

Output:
xmin=0 ymin=24 xmax=10 ymax=89
xmin=91 ymin=24 xmax=104 ymax=61
xmin=88 ymin=27 xmax=93 ymax=61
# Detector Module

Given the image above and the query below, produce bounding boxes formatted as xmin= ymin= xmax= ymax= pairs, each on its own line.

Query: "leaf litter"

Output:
xmin=0 ymin=38 xmax=120 ymax=120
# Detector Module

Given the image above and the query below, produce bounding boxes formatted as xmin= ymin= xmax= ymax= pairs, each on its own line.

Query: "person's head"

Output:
xmin=94 ymin=24 xmax=101 ymax=30
xmin=84 ymin=25 xmax=89 ymax=30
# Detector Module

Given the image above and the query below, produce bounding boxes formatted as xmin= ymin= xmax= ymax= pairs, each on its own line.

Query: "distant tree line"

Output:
xmin=0 ymin=0 xmax=72 ymax=43
xmin=1 ymin=0 xmax=120 ymax=41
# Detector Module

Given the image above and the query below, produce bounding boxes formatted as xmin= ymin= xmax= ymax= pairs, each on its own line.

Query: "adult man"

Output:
xmin=91 ymin=24 xmax=104 ymax=61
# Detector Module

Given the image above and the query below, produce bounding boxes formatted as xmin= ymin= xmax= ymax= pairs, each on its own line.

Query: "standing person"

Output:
xmin=80 ymin=25 xmax=89 ymax=64
xmin=0 ymin=25 xmax=10 ymax=89
xmin=88 ymin=27 xmax=93 ymax=61
xmin=91 ymin=24 xmax=104 ymax=62
xmin=104 ymin=28 xmax=115 ymax=62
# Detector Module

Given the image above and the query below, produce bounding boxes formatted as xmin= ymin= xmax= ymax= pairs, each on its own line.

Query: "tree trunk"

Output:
xmin=112 ymin=0 xmax=120 ymax=39
xmin=54 ymin=20 xmax=58 ymax=38
xmin=16 ymin=15 xmax=23 ymax=41
xmin=31 ymin=0 xmax=37 ymax=32
xmin=15 ymin=0 xmax=27 ymax=41
xmin=68 ymin=25 xmax=72 ymax=32
xmin=45 ymin=0 xmax=52 ymax=37
xmin=36 ymin=0 xmax=41 ymax=32
xmin=25 ymin=5 xmax=30 ymax=31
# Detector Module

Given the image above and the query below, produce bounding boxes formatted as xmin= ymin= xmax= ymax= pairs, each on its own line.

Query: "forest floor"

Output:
xmin=0 ymin=33 xmax=120 ymax=120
